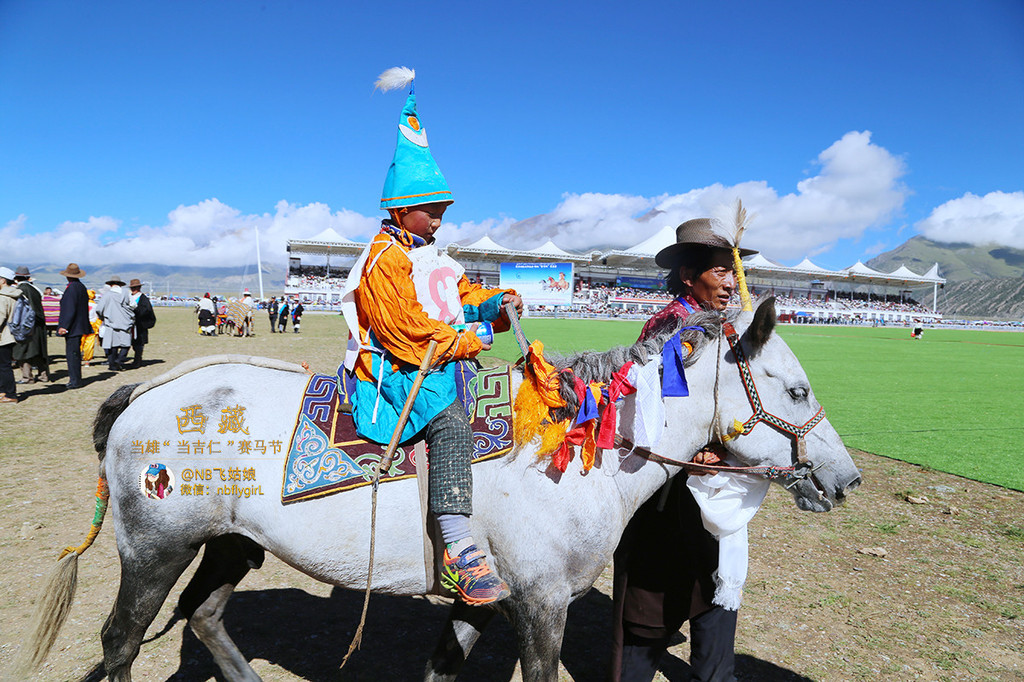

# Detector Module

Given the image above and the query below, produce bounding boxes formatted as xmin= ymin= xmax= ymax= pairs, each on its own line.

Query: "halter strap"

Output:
xmin=721 ymin=321 xmax=826 ymax=464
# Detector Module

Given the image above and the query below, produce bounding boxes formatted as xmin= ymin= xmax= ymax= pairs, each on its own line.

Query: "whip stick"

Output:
xmin=341 ymin=339 xmax=438 ymax=668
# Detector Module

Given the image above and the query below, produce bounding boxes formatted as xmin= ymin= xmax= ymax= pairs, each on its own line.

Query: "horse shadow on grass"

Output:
xmin=76 ymin=586 xmax=813 ymax=681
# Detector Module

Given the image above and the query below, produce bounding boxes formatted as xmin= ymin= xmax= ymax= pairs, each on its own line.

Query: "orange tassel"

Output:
xmin=538 ymin=419 xmax=569 ymax=456
xmin=513 ymin=372 xmax=548 ymax=447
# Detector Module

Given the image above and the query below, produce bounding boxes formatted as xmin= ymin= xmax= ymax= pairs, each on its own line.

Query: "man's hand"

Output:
xmin=502 ymin=293 xmax=524 ymax=317
xmin=57 ymin=327 xmax=67 ymax=336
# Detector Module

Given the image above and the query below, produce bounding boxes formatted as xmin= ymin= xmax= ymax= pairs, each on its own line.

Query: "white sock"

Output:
xmin=448 ymin=537 xmax=474 ymax=556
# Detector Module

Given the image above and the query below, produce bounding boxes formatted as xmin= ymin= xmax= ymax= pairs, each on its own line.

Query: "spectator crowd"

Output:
xmin=0 ymin=264 xmax=156 ymax=404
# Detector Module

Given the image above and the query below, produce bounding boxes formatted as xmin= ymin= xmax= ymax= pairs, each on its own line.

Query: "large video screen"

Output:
xmin=499 ymin=262 xmax=574 ymax=306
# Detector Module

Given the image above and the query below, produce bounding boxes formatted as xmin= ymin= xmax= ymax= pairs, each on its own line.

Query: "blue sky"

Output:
xmin=1 ymin=0 xmax=1022 ymax=272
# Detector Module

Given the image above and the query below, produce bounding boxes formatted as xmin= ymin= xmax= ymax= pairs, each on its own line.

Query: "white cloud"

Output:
xmin=56 ymin=215 xmax=120 ymax=236
xmin=917 ymin=190 xmax=1024 ymax=249
xmin=439 ymin=131 xmax=908 ymax=260
xmin=3 ymin=199 xmax=380 ymax=268
xmin=3 ymin=131 xmax=913 ymax=266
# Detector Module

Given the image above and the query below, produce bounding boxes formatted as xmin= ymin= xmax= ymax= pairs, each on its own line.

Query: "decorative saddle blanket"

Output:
xmin=282 ymin=362 xmax=514 ymax=504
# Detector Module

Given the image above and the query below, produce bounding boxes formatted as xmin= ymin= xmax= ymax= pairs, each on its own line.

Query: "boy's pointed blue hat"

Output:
xmin=376 ymin=67 xmax=453 ymax=210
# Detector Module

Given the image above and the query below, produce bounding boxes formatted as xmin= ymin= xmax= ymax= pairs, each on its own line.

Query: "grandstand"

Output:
xmin=286 ymin=225 xmax=945 ymax=324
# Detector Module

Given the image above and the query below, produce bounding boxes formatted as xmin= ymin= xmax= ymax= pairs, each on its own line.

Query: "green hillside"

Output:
xmin=868 ymin=236 xmax=1024 ymax=319
xmin=938 ymin=278 xmax=1024 ymax=320
xmin=868 ymin=235 xmax=1024 ymax=282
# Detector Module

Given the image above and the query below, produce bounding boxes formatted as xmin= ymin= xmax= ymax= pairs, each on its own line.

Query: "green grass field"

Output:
xmin=485 ymin=317 xmax=1024 ymax=492
xmin=777 ymin=325 xmax=1024 ymax=492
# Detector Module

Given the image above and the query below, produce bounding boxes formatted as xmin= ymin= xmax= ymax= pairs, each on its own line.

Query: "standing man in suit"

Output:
xmin=128 ymin=278 xmax=156 ymax=368
xmin=57 ymin=263 xmax=91 ymax=389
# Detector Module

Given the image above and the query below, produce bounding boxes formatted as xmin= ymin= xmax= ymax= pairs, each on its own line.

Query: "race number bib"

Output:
xmin=406 ymin=246 xmax=466 ymax=325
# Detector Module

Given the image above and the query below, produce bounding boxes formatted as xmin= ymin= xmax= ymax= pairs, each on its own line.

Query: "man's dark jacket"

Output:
xmin=133 ymin=292 xmax=156 ymax=345
xmin=58 ymin=279 xmax=91 ymax=336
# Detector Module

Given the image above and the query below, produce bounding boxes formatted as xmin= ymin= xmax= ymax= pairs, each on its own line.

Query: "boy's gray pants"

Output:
xmin=423 ymin=400 xmax=473 ymax=515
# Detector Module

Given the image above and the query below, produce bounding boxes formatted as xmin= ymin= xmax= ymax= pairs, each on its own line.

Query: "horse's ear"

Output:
xmin=742 ymin=296 xmax=777 ymax=354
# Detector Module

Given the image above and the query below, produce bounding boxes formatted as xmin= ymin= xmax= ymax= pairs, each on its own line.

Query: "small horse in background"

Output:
xmin=17 ymin=299 xmax=860 ymax=681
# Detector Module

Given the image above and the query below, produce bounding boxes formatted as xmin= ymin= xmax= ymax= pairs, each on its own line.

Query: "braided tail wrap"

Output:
xmin=59 ymin=477 xmax=109 ymax=560
xmin=733 ymin=247 xmax=753 ymax=312
xmin=11 ymin=476 xmax=109 ymax=676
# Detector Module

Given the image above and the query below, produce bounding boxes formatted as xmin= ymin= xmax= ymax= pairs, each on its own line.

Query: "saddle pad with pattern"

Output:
xmin=281 ymin=362 xmax=514 ymax=504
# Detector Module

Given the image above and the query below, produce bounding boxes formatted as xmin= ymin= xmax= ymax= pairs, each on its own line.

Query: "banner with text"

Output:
xmin=616 ymin=275 xmax=665 ymax=291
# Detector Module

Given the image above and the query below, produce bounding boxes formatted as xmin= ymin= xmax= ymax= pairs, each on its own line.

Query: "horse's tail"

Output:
xmin=9 ymin=477 xmax=110 ymax=677
xmin=6 ymin=385 xmax=134 ymax=678
xmin=93 ymin=382 xmax=141 ymax=459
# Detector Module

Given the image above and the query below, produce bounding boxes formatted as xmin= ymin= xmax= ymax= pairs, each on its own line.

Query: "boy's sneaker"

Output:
xmin=440 ymin=545 xmax=511 ymax=605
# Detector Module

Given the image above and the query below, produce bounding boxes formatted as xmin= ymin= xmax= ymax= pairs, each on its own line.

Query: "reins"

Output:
xmin=614 ymin=435 xmax=802 ymax=480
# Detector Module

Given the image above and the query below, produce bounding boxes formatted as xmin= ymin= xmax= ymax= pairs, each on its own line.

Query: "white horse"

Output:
xmin=20 ymin=299 xmax=860 ymax=681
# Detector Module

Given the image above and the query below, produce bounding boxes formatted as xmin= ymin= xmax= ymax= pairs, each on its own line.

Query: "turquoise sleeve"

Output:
xmin=479 ymin=292 xmax=505 ymax=322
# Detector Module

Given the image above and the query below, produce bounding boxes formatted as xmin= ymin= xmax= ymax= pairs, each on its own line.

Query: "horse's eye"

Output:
xmin=788 ymin=386 xmax=809 ymax=401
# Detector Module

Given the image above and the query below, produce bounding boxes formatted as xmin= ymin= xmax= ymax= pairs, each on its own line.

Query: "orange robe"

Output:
xmin=349 ymin=229 xmax=515 ymax=443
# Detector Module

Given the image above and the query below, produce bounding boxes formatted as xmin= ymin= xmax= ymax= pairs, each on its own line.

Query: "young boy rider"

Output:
xmin=343 ymin=68 xmax=523 ymax=605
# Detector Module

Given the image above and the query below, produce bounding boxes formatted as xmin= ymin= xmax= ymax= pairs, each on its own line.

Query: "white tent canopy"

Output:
xmin=526 ymin=240 xmax=592 ymax=262
xmin=792 ymin=258 xmax=837 ymax=274
xmin=312 ymin=227 xmax=355 ymax=243
xmin=459 ymin=235 xmax=517 ymax=253
xmin=623 ymin=225 xmax=676 ymax=255
xmin=287 ymin=228 xmax=365 ymax=256
xmin=598 ymin=225 xmax=676 ymax=266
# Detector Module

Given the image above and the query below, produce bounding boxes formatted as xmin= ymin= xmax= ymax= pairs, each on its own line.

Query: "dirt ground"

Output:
xmin=1 ymin=309 xmax=1022 ymax=681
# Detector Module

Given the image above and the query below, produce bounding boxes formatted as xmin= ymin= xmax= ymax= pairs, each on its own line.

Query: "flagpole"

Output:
xmin=255 ymin=225 xmax=265 ymax=300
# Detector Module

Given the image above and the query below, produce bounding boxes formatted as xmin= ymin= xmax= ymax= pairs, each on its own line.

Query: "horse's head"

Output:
xmin=552 ymin=300 xmax=861 ymax=511
xmin=711 ymin=297 xmax=862 ymax=511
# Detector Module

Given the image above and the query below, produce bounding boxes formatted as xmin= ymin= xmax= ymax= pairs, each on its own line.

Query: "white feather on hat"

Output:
xmin=374 ymin=66 xmax=415 ymax=93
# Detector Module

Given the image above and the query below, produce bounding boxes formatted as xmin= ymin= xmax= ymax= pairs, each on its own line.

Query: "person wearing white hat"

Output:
xmin=0 ymin=267 xmax=24 ymax=402
xmin=240 ymin=289 xmax=255 ymax=336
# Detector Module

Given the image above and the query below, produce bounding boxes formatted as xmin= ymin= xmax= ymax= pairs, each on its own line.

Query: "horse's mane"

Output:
xmin=535 ymin=309 xmax=726 ymax=424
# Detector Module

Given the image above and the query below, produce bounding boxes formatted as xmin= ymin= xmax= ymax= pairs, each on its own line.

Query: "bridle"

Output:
xmin=721 ymin=320 xmax=826 ymax=469
xmin=622 ymin=319 xmax=827 ymax=486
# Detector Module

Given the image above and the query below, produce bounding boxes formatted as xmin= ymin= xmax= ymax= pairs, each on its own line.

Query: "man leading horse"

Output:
xmin=611 ymin=218 xmax=757 ymax=682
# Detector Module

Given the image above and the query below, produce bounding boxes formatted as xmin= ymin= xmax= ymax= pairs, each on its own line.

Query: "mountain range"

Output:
xmin=14 ymin=262 xmax=287 ymax=299
xmin=867 ymin=236 xmax=1024 ymax=320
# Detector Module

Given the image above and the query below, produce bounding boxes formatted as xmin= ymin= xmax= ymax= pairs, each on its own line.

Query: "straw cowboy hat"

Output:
xmin=129 ymin=279 xmax=143 ymax=288
xmin=655 ymin=218 xmax=758 ymax=269
xmin=105 ymin=275 xmax=126 ymax=286
xmin=60 ymin=263 xmax=86 ymax=278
